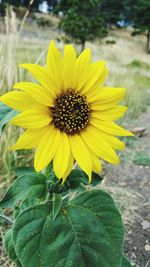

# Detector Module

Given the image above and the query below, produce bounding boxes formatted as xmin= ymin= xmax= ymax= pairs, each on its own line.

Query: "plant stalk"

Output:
xmin=0 ymin=213 xmax=14 ymax=224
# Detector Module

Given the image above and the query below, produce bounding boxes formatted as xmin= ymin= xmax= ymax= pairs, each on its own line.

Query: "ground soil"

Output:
xmin=104 ymin=107 xmax=150 ymax=267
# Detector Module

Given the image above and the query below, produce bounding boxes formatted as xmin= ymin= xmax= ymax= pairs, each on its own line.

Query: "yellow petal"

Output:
xmin=91 ymin=118 xmax=134 ymax=136
xmin=92 ymin=106 xmax=127 ymax=121
xmin=53 ymin=133 xmax=71 ymax=179
xmin=62 ymin=152 xmax=74 ymax=183
xmin=20 ymin=64 xmax=57 ymax=97
xmin=11 ymin=107 xmax=51 ymax=129
xmin=13 ymin=82 xmax=53 ymax=107
xmin=34 ymin=126 xmax=60 ymax=172
xmin=70 ymin=134 xmax=92 ymax=180
xmin=101 ymin=133 xmax=125 ymax=150
xmin=63 ymin=44 xmax=76 ymax=89
xmin=75 ymin=48 xmax=91 ymax=91
xmin=82 ymin=61 xmax=108 ymax=94
xmin=90 ymin=125 xmax=125 ymax=150
xmin=46 ymin=40 xmax=63 ymax=90
xmin=11 ymin=127 xmax=48 ymax=150
xmin=90 ymin=152 xmax=102 ymax=175
xmin=0 ymin=91 xmax=41 ymax=111
xmin=88 ymin=87 xmax=126 ymax=106
xmin=81 ymin=126 xmax=120 ymax=164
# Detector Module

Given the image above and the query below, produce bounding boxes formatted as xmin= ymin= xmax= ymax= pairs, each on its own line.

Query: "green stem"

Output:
xmin=0 ymin=213 xmax=14 ymax=224
xmin=45 ymin=192 xmax=53 ymax=202
xmin=62 ymin=194 xmax=69 ymax=201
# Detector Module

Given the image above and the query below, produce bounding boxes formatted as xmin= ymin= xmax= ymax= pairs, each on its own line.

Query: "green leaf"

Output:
xmin=68 ymin=169 xmax=103 ymax=189
xmin=0 ymin=173 xmax=47 ymax=208
xmin=13 ymin=189 xmax=124 ymax=267
xmin=14 ymin=167 xmax=35 ymax=177
xmin=121 ymin=256 xmax=132 ymax=267
xmin=52 ymin=193 xmax=62 ymax=221
xmin=91 ymin=172 xmax=103 ymax=186
xmin=4 ymin=229 xmax=22 ymax=266
xmin=0 ymin=102 xmax=18 ymax=135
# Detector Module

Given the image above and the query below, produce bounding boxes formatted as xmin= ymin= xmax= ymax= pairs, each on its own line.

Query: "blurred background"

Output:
xmin=0 ymin=1 xmax=150 ymax=266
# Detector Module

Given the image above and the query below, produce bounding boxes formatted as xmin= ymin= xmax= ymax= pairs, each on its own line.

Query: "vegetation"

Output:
xmin=101 ymin=0 xmax=124 ymax=25
xmin=132 ymin=151 xmax=150 ymax=166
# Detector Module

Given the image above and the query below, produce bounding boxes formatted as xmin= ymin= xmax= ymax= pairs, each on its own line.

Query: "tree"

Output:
xmin=124 ymin=0 xmax=150 ymax=53
xmin=54 ymin=0 xmax=107 ymax=51
xmin=101 ymin=0 xmax=124 ymax=26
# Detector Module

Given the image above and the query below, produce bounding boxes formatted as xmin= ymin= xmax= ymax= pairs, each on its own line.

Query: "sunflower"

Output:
xmin=0 ymin=41 xmax=133 ymax=182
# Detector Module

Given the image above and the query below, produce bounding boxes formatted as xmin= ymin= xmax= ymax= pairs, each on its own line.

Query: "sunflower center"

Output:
xmin=51 ymin=91 xmax=90 ymax=134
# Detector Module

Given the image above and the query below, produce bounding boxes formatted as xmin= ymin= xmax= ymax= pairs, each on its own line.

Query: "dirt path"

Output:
xmin=104 ymin=107 xmax=150 ymax=267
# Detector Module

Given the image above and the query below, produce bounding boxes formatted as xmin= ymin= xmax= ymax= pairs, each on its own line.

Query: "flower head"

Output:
xmin=0 ymin=41 xmax=133 ymax=182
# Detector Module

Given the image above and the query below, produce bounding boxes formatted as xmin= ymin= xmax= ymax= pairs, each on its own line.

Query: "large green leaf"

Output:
xmin=0 ymin=102 xmax=18 ymax=135
xmin=13 ymin=190 xmax=124 ymax=267
xmin=121 ymin=256 xmax=132 ymax=267
xmin=0 ymin=173 xmax=47 ymax=208
xmin=4 ymin=229 xmax=22 ymax=267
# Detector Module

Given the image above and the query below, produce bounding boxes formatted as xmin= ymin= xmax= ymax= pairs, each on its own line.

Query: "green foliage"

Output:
xmin=105 ymin=39 xmax=116 ymax=45
xmin=52 ymin=193 xmax=62 ymax=220
xmin=132 ymin=0 xmax=150 ymax=32
xmin=132 ymin=151 xmax=150 ymax=166
xmin=55 ymin=0 xmax=107 ymax=49
xmin=121 ymin=255 xmax=133 ymax=267
xmin=68 ymin=169 xmax=103 ymax=189
xmin=36 ymin=17 xmax=53 ymax=28
xmin=0 ymin=102 xmax=18 ymax=135
xmin=127 ymin=60 xmax=150 ymax=70
xmin=14 ymin=167 xmax=35 ymax=177
xmin=101 ymin=0 xmax=124 ymax=24
xmin=0 ymin=3 xmax=6 ymax=16
xmin=0 ymin=166 xmax=133 ymax=266
xmin=4 ymin=229 xmax=22 ymax=266
xmin=124 ymin=0 xmax=150 ymax=52
xmin=12 ymin=190 xmax=124 ymax=267
xmin=0 ymin=172 xmax=47 ymax=208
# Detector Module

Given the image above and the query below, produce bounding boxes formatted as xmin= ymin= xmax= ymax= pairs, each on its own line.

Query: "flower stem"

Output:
xmin=0 ymin=213 xmax=14 ymax=224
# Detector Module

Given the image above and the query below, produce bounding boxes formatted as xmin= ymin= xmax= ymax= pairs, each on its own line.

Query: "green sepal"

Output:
xmin=121 ymin=255 xmax=132 ymax=267
xmin=4 ymin=229 xmax=22 ymax=266
xmin=52 ymin=193 xmax=62 ymax=221
xmin=47 ymin=170 xmax=70 ymax=194
xmin=13 ymin=189 xmax=124 ymax=267
xmin=0 ymin=173 xmax=47 ymax=208
xmin=0 ymin=102 xmax=18 ymax=135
